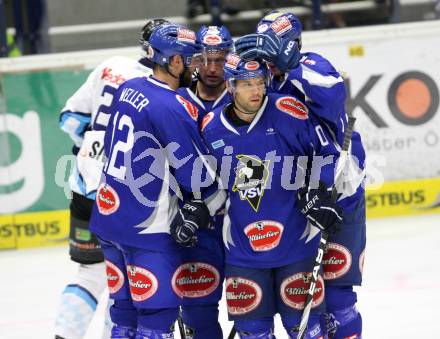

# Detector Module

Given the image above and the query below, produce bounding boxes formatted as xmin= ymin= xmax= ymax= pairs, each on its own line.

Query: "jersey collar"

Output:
xmin=247 ymin=96 xmax=268 ymax=133
xmin=147 ymin=76 xmax=173 ymax=91
xmin=212 ymin=88 xmax=228 ymax=109
xmin=185 ymin=87 xmax=205 ymax=109
xmin=186 ymin=86 xmax=229 ymax=111
xmin=219 ymin=96 xmax=268 ymax=135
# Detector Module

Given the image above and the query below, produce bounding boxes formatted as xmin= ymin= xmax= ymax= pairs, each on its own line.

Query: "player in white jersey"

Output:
xmin=54 ymin=19 xmax=169 ymax=339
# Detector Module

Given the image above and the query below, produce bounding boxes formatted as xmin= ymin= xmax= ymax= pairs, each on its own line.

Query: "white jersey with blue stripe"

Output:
xmin=59 ymin=56 xmax=152 ymax=198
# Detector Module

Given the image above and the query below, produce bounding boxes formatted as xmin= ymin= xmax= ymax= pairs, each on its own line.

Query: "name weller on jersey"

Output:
xmin=119 ymin=87 xmax=150 ymax=112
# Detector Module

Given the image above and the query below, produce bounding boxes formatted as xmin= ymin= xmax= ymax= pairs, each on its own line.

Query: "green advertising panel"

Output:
xmin=0 ymin=69 xmax=89 ymax=249
xmin=2 ymin=69 xmax=89 ymax=211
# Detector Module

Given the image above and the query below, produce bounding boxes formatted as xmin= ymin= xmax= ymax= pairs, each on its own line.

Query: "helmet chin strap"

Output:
xmin=164 ymin=56 xmax=190 ymax=88
xmin=165 ymin=63 xmax=179 ymax=80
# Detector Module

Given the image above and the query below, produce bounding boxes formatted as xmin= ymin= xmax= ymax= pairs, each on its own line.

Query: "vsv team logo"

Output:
xmin=233 ymin=155 xmax=270 ymax=212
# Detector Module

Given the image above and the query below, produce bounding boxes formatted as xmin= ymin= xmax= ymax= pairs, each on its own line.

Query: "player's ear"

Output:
xmin=169 ymin=55 xmax=183 ymax=70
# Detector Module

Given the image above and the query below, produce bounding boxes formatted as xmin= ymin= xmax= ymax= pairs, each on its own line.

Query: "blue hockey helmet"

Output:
xmin=148 ymin=24 xmax=202 ymax=66
xmin=224 ymin=53 xmax=268 ymax=83
xmin=196 ymin=25 xmax=233 ymax=52
xmin=256 ymin=10 xmax=303 ymax=50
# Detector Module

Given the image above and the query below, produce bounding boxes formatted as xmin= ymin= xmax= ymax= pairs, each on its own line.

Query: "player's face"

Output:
xmin=268 ymin=63 xmax=283 ymax=76
xmin=198 ymin=50 xmax=227 ymax=88
xmin=234 ymin=77 xmax=266 ymax=113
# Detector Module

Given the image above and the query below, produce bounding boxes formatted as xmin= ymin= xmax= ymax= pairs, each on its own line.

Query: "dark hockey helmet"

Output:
xmin=256 ymin=10 xmax=303 ymax=50
xmin=139 ymin=18 xmax=170 ymax=53
xmin=148 ymin=24 xmax=203 ymax=67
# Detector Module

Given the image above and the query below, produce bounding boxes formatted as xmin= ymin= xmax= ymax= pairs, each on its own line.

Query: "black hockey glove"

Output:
xmin=170 ymin=199 xmax=211 ymax=247
xmin=296 ymin=181 xmax=343 ymax=233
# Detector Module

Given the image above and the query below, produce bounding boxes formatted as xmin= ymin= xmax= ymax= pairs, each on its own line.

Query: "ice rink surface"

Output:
xmin=1 ymin=214 xmax=439 ymax=339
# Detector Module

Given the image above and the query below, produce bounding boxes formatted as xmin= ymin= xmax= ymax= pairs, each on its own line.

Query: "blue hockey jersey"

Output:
xmin=90 ymin=76 xmax=223 ymax=250
xmin=177 ymin=83 xmax=232 ymax=241
xmin=269 ymin=52 xmax=346 ymax=145
xmin=177 ymin=84 xmax=231 ymax=126
xmin=270 ymin=52 xmax=366 ymax=213
xmin=201 ymin=93 xmax=341 ymax=268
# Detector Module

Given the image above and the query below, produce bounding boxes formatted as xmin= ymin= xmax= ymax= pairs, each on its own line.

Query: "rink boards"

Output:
xmin=1 ymin=178 xmax=439 ymax=250
xmin=1 ymin=21 xmax=440 ymax=250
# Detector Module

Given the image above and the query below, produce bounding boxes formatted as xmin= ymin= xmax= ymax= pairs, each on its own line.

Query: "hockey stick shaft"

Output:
xmin=177 ymin=309 xmax=186 ymax=338
xmin=227 ymin=325 xmax=237 ymax=339
xmin=297 ymin=116 xmax=356 ymax=339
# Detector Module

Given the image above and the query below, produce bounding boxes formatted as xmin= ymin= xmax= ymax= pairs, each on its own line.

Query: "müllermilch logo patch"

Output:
xmin=270 ymin=16 xmax=293 ymax=36
xmin=280 ymin=272 xmax=325 ymax=310
xmin=172 ymin=262 xmax=220 ymax=298
xmin=244 ymin=220 xmax=284 ymax=251
xmin=105 ymin=260 xmax=124 ymax=294
xmin=244 ymin=61 xmax=260 ymax=71
xmin=176 ymin=95 xmax=199 ymax=121
xmin=126 ymin=265 xmax=158 ymax=302
xmin=323 ymin=243 xmax=352 ymax=280
xmin=276 ymin=96 xmax=309 ymax=120
xmin=96 ymin=183 xmax=120 ymax=215
xmin=201 ymin=111 xmax=214 ymax=131
xmin=177 ymin=28 xmax=196 ymax=43
xmin=226 ymin=277 xmax=262 ymax=315
xmin=225 ymin=53 xmax=241 ymax=70
xmin=232 ymin=155 xmax=270 ymax=212
xmin=203 ymin=34 xmax=222 ymax=45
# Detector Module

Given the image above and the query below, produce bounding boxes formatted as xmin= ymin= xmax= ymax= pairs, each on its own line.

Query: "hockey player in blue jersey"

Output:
xmin=56 ymin=18 xmax=169 ymax=339
xmin=89 ymin=23 xmax=223 ymax=339
xmin=235 ymin=11 xmax=366 ymax=338
xmin=201 ymin=53 xmax=344 ymax=338
xmin=173 ymin=25 xmax=233 ymax=339
xmin=178 ymin=25 xmax=232 ymax=123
